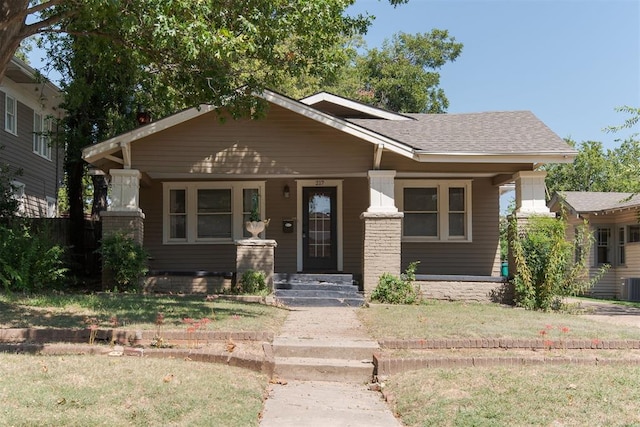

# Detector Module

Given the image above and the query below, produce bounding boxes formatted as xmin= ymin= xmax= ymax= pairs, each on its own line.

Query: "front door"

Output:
xmin=302 ymin=187 xmax=337 ymax=272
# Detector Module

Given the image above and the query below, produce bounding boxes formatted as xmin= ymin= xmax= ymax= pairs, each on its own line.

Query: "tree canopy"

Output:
xmin=281 ymin=30 xmax=463 ymax=113
xmin=544 ymin=137 xmax=640 ymax=197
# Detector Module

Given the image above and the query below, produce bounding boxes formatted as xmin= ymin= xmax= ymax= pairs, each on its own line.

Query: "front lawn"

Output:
xmin=358 ymin=300 xmax=640 ymax=340
xmin=0 ymin=354 xmax=266 ymax=426
xmin=387 ymin=364 xmax=640 ymax=426
xmin=0 ymin=293 xmax=289 ymax=332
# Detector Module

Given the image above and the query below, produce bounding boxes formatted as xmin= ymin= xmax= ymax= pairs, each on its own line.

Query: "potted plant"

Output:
xmin=245 ymin=192 xmax=270 ymax=239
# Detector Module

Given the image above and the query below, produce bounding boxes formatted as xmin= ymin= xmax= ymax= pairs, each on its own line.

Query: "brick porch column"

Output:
xmin=361 ymin=170 xmax=403 ymax=296
xmin=361 ymin=212 xmax=404 ymax=296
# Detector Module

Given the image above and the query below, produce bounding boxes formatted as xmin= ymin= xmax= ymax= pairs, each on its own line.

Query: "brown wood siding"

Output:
xmin=266 ymin=179 xmax=297 ymax=272
xmin=131 ymin=105 xmax=374 ymax=176
xmin=141 ymin=180 xmax=236 ymax=272
xmin=0 ymin=94 xmax=62 ymax=217
xmin=401 ymin=178 xmax=501 ymax=276
xmin=343 ymin=177 xmax=368 ymax=274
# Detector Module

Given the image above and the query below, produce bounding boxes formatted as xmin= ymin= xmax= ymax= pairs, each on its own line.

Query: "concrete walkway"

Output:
xmin=260 ymin=307 xmax=402 ymax=427
xmin=566 ymin=297 xmax=640 ymax=329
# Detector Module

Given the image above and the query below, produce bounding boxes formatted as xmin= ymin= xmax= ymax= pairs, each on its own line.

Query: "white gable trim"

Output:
xmin=299 ymin=91 xmax=413 ymax=121
xmin=82 ymin=91 xmax=418 ymax=165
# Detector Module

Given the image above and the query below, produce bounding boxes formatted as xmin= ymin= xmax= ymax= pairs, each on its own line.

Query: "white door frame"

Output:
xmin=296 ymin=179 xmax=343 ymax=272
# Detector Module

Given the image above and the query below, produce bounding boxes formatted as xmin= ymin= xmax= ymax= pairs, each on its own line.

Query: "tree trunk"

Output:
xmin=0 ymin=0 xmax=30 ymax=82
xmin=91 ymin=174 xmax=108 ymax=221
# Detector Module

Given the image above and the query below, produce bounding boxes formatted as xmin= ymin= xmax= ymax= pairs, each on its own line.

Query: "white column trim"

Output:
xmin=367 ymin=170 xmax=398 ymax=213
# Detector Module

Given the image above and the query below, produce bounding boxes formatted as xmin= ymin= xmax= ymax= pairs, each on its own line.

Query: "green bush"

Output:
xmin=238 ymin=269 xmax=268 ymax=295
xmin=371 ymin=261 xmax=420 ymax=304
xmin=0 ymin=222 xmax=68 ymax=292
xmin=511 ymin=215 xmax=607 ymax=311
xmin=99 ymin=232 xmax=148 ymax=292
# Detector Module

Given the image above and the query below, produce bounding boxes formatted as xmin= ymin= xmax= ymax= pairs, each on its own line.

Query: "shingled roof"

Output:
xmin=554 ymin=191 xmax=640 ymax=213
xmin=348 ymin=111 xmax=571 ymax=154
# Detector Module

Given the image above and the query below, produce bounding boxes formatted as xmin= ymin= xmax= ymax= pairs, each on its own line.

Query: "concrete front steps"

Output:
xmin=272 ymin=337 xmax=378 ymax=382
xmin=274 ymin=273 xmax=365 ymax=307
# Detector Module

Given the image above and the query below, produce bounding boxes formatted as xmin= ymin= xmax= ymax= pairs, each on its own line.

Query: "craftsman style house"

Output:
xmin=549 ymin=191 xmax=640 ymax=301
xmin=0 ymin=56 xmax=63 ymax=217
xmin=82 ymin=90 xmax=575 ymax=294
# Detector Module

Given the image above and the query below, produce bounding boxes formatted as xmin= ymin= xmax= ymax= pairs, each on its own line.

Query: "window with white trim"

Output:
xmin=618 ymin=227 xmax=625 ymax=265
xmin=628 ymin=225 xmax=640 ymax=243
xmin=396 ymin=180 xmax=472 ymax=242
xmin=163 ymin=181 xmax=265 ymax=244
xmin=5 ymin=94 xmax=17 ymax=135
xmin=596 ymin=227 xmax=611 ymax=265
xmin=33 ymin=112 xmax=52 ymax=160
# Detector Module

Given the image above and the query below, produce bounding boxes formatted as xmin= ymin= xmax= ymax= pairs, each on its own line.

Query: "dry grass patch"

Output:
xmin=0 ymin=293 xmax=289 ymax=333
xmin=387 ymin=365 xmax=640 ymax=426
xmin=0 ymin=353 xmax=267 ymax=426
xmin=358 ymin=301 xmax=640 ymax=340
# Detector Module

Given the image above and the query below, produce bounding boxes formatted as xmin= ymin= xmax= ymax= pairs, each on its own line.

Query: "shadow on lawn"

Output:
xmin=0 ymin=294 xmax=281 ymax=330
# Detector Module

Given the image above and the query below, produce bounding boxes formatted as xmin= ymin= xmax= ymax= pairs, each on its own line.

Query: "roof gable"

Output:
xmin=299 ymin=91 xmax=413 ymax=120
xmin=551 ymin=191 xmax=640 ymax=214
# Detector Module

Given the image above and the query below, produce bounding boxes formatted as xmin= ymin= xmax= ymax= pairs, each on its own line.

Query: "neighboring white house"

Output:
xmin=549 ymin=191 xmax=640 ymax=301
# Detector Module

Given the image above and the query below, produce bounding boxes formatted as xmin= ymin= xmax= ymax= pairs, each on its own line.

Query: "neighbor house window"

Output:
xmin=596 ymin=227 xmax=611 ymax=265
xmin=618 ymin=227 xmax=625 ymax=265
xmin=46 ymin=197 xmax=57 ymax=218
xmin=163 ymin=181 xmax=265 ymax=244
xmin=5 ymin=94 xmax=17 ymax=135
xmin=33 ymin=113 xmax=51 ymax=159
xmin=397 ymin=180 xmax=472 ymax=242
xmin=628 ymin=225 xmax=640 ymax=243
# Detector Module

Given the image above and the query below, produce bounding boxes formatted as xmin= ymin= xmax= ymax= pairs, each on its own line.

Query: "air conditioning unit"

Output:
xmin=625 ymin=278 xmax=640 ymax=302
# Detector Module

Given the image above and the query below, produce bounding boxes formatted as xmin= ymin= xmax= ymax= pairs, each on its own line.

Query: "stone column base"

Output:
xmin=235 ymin=239 xmax=278 ymax=290
xmin=100 ymin=210 xmax=145 ymax=290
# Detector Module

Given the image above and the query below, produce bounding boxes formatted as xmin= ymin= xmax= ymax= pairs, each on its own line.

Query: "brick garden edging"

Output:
xmin=0 ymin=342 xmax=275 ymax=376
xmin=0 ymin=328 xmax=274 ymax=345
xmin=378 ymin=338 xmax=640 ymax=350
xmin=374 ymin=352 xmax=640 ymax=377
xmin=0 ymin=328 xmax=275 ymax=376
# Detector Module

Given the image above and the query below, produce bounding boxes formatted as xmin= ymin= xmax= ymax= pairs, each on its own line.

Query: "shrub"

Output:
xmin=371 ymin=261 xmax=420 ymax=304
xmin=510 ymin=215 xmax=607 ymax=311
xmin=99 ymin=232 xmax=148 ymax=292
xmin=0 ymin=222 xmax=68 ymax=292
xmin=238 ymin=269 xmax=267 ymax=295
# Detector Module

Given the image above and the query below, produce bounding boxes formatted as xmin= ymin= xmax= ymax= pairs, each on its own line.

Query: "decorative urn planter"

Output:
xmin=245 ymin=219 xmax=270 ymax=239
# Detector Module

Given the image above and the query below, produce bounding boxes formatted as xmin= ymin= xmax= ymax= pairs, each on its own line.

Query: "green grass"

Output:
xmin=0 ymin=354 xmax=266 ymax=426
xmin=358 ymin=300 xmax=640 ymax=340
xmin=0 ymin=292 xmax=289 ymax=332
xmin=387 ymin=365 xmax=640 ymax=427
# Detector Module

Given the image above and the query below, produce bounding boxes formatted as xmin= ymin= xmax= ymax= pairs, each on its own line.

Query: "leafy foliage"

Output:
xmin=371 ymin=261 xmax=420 ymax=304
xmin=510 ymin=215 xmax=607 ymax=311
xmin=238 ymin=270 xmax=268 ymax=295
xmin=99 ymin=232 xmax=148 ymax=292
xmin=545 ymin=137 xmax=640 ymax=196
xmin=0 ymin=222 xmax=68 ymax=293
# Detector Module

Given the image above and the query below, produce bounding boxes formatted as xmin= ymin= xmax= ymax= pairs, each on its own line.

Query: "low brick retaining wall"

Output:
xmin=415 ymin=275 xmax=513 ymax=304
xmin=379 ymin=338 xmax=640 ymax=350
xmin=144 ymin=271 xmax=234 ymax=294
xmin=0 ymin=328 xmax=274 ymax=346
xmin=374 ymin=353 xmax=640 ymax=377
xmin=0 ymin=342 xmax=274 ymax=376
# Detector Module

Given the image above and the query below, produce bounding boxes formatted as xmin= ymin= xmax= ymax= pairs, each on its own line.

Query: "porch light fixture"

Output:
xmin=283 ymin=184 xmax=290 ymax=198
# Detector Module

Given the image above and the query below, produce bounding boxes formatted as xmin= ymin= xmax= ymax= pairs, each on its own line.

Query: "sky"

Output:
xmin=347 ymin=0 xmax=640 ymax=150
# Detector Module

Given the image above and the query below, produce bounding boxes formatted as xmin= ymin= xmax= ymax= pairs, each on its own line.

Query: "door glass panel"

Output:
xmin=308 ymin=192 xmax=332 ymax=259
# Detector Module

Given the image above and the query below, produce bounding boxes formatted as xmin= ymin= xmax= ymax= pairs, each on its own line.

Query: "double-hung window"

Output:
xmin=4 ymin=94 xmax=17 ymax=135
xmin=163 ymin=182 xmax=264 ymax=244
xmin=397 ymin=180 xmax=472 ymax=242
xmin=596 ymin=227 xmax=611 ymax=265
xmin=33 ymin=113 xmax=52 ymax=159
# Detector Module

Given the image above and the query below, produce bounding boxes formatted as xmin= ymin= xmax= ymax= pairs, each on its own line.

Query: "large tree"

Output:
xmin=545 ymin=137 xmax=640 ymax=197
xmin=22 ymin=0 xmax=406 ymax=273
xmin=281 ymin=30 xmax=463 ymax=113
